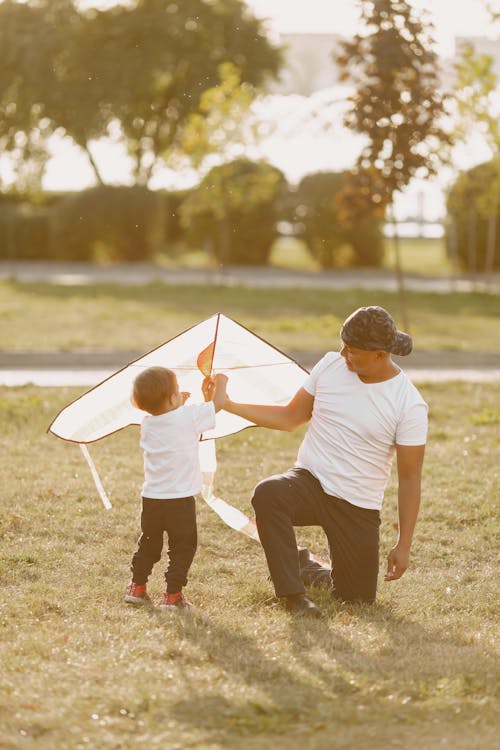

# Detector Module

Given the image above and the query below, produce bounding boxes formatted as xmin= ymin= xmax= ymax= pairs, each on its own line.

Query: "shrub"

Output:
xmin=52 ymin=185 xmax=163 ymax=262
xmin=180 ymin=159 xmax=287 ymax=265
xmin=446 ymin=159 xmax=500 ymax=272
xmin=292 ymin=172 xmax=384 ymax=268
xmin=0 ymin=203 xmax=50 ymax=260
xmin=161 ymin=189 xmax=195 ymax=248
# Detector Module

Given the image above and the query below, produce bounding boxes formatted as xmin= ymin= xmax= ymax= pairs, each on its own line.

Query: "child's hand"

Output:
xmin=202 ymin=376 xmax=214 ymax=402
xmin=181 ymin=391 xmax=191 ymax=404
xmin=213 ymin=373 xmax=228 ymax=386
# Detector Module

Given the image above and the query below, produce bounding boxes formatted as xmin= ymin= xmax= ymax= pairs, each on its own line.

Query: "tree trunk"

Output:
xmin=218 ymin=215 xmax=231 ymax=272
xmin=485 ymin=214 xmax=497 ymax=285
xmin=151 ymin=189 xmax=166 ymax=254
xmin=390 ymin=206 xmax=410 ymax=333
xmin=83 ymin=143 xmax=106 ymax=186
xmin=467 ymin=210 xmax=477 ymax=278
xmin=447 ymin=216 xmax=460 ymax=291
xmin=6 ymin=208 xmax=17 ymax=261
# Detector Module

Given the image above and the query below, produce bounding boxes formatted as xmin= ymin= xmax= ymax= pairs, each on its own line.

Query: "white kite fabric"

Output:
xmin=49 ymin=315 xmax=328 ymax=565
xmin=49 ymin=313 xmax=308 ymax=444
xmin=199 ymin=439 xmax=260 ymax=542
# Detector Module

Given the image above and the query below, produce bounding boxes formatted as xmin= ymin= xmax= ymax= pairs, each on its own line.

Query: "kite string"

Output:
xmin=79 ymin=444 xmax=113 ymax=510
xmin=133 ymin=362 xmax=296 ymax=371
xmin=210 ymin=313 xmax=221 ymax=375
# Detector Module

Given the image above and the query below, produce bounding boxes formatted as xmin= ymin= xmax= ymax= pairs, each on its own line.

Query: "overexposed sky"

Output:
xmin=245 ymin=0 xmax=495 ymax=55
xmin=4 ymin=0 xmax=498 ymax=207
xmin=80 ymin=0 xmax=496 ymax=54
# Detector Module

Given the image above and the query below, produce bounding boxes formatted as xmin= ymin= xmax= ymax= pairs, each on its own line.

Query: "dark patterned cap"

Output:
xmin=340 ymin=306 xmax=413 ymax=356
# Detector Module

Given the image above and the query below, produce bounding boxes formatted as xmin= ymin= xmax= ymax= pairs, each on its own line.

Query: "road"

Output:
xmin=1 ymin=260 xmax=500 ymax=293
xmin=1 ymin=349 xmax=499 ymax=385
xmin=3 ymin=261 xmax=498 ymax=384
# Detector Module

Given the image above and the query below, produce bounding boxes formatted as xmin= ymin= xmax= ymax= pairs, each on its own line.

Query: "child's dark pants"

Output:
xmin=131 ymin=497 xmax=197 ymax=592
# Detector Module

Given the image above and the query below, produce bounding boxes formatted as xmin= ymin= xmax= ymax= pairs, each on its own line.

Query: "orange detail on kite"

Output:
xmin=197 ymin=341 xmax=215 ymax=377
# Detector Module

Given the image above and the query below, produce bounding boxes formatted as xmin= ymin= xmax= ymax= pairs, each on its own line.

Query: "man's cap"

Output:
xmin=340 ymin=306 xmax=413 ymax=356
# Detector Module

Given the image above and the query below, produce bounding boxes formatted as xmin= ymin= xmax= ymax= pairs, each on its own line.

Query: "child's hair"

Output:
xmin=132 ymin=366 xmax=177 ymax=414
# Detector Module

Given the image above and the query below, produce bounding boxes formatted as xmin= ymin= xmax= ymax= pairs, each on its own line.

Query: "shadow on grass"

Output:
xmin=132 ymin=594 xmax=495 ymax=743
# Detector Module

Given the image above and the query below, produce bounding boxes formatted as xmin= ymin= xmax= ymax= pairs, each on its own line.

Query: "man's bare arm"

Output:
xmin=385 ymin=443 xmax=425 ymax=582
xmin=224 ymin=387 xmax=314 ymax=432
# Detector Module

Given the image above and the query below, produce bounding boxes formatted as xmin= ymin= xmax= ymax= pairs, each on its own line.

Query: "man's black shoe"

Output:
xmin=298 ymin=547 xmax=332 ymax=589
xmin=284 ymin=593 xmax=322 ymax=618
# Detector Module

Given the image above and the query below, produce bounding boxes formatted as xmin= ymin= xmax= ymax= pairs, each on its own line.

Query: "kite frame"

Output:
xmin=47 ymin=312 xmax=309 ymax=445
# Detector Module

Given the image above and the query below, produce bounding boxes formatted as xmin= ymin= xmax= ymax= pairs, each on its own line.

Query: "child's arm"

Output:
xmin=202 ymin=374 xmax=228 ymax=413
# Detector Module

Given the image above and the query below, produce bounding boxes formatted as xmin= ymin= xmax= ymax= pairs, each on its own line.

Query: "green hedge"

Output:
xmin=0 ymin=188 xmax=199 ymax=261
xmin=292 ymin=172 xmax=384 ymax=268
xmin=0 ymin=204 xmax=51 ymax=260
xmin=51 ymin=185 xmax=164 ymax=262
xmin=446 ymin=160 xmax=500 ymax=272
xmin=180 ymin=158 xmax=287 ymax=265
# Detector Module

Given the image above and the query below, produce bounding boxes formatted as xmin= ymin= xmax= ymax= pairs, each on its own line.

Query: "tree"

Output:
xmin=180 ymin=62 xmax=257 ymax=169
xmin=0 ymin=0 xmax=73 ymax=188
xmin=336 ymin=0 xmax=452 ymax=328
xmin=453 ymin=43 xmax=500 ymax=279
xmin=486 ymin=1 xmax=500 ymax=22
xmin=0 ymin=0 xmax=281 ymax=188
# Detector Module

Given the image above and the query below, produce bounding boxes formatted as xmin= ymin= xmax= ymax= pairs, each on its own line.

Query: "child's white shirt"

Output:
xmin=140 ymin=401 xmax=216 ymax=499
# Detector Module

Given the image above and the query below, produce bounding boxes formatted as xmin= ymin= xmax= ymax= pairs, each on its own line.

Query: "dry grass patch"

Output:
xmin=0 ymin=382 xmax=498 ymax=749
xmin=1 ymin=280 xmax=499 ymax=353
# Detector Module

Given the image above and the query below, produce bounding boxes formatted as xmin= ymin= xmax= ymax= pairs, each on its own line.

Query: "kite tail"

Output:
xmin=198 ymin=440 xmax=328 ymax=564
xmin=79 ymin=444 xmax=113 ymax=510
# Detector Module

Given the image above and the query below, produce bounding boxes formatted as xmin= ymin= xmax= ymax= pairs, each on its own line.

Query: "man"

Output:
xmin=224 ymin=306 xmax=428 ymax=617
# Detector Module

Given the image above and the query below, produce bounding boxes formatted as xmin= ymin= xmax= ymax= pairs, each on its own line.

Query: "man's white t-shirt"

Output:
xmin=296 ymin=352 xmax=428 ymax=511
xmin=140 ymin=401 xmax=216 ymax=499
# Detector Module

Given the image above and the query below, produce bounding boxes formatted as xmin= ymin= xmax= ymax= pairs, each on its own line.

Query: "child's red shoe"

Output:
xmin=159 ymin=591 xmax=192 ymax=611
xmin=124 ymin=582 xmax=148 ymax=604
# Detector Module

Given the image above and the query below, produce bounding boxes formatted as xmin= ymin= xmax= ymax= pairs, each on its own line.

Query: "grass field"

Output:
xmin=1 ymin=381 xmax=498 ymax=749
xmin=162 ymin=237 xmax=452 ymax=277
xmin=2 ymin=279 xmax=499 ymax=354
xmin=269 ymin=237 xmax=451 ymax=277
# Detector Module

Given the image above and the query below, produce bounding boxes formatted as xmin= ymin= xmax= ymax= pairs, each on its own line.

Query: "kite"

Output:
xmin=48 ymin=313 xmax=317 ymax=551
xmin=49 ymin=313 xmax=308 ymax=445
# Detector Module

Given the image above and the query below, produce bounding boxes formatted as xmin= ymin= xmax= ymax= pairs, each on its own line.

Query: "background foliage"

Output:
xmin=0 ymin=0 xmax=281 ymax=188
xmin=446 ymin=159 xmax=500 ymax=271
xmin=180 ymin=158 xmax=287 ymax=265
xmin=292 ymin=172 xmax=384 ymax=268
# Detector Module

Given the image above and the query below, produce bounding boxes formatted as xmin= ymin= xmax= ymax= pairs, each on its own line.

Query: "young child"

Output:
xmin=124 ymin=365 xmax=227 ymax=610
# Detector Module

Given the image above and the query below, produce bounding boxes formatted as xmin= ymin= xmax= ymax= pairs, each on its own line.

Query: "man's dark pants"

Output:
xmin=131 ymin=497 xmax=197 ymax=593
xmin=251 ymin=468 xmax=380 ymax=603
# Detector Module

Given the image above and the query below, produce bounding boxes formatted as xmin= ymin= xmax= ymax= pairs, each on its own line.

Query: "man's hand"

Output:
xmin=385 ymin=542 xmax=410 ymax=581
xmin=213 ymin=373 xmax=228 ymax=387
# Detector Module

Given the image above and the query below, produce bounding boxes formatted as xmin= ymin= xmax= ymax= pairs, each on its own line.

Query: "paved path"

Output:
xmin=2 ymin=349 xmax=499 ymax=385
xmin=2 ymin=261 xmax=499 ymax=293
xmin=3 ymin=262 xmax=498 ymax=384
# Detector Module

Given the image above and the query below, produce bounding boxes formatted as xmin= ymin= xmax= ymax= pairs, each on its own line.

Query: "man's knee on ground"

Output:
xmin=251 ymin=476 xmax=282 ymax=514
